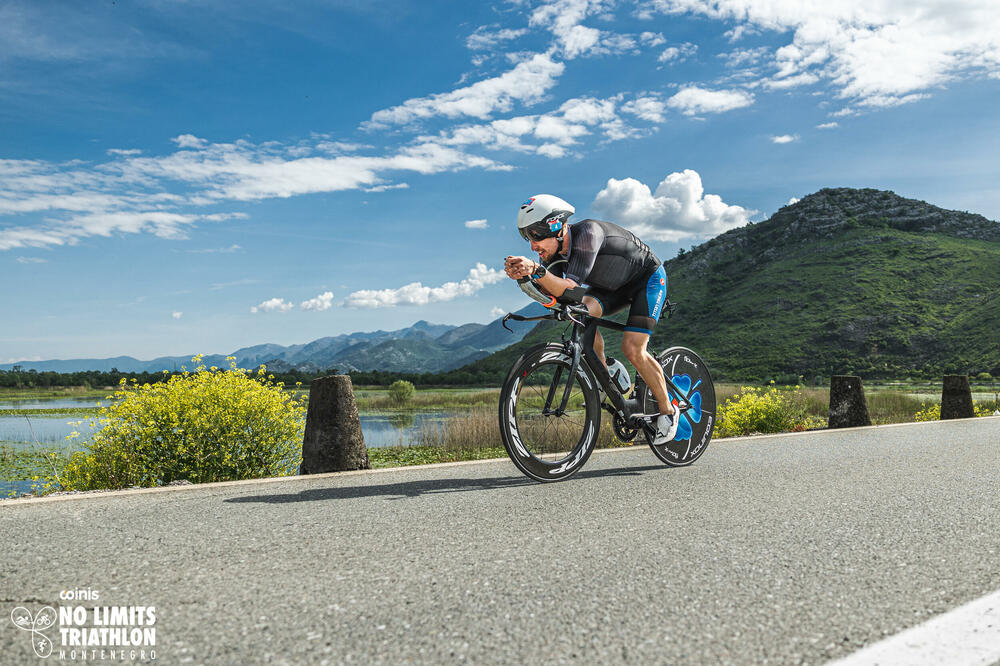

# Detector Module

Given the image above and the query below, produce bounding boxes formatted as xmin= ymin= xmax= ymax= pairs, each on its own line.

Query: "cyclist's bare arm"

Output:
xmin=504 ymin=255 xmax=577 ymax=297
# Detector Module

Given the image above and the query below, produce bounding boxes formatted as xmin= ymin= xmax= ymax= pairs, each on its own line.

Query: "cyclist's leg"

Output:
xmin=621 ymin=266 xmax=671 ymax=415
xmin=622 ymin=331 xmax=672 ymax=416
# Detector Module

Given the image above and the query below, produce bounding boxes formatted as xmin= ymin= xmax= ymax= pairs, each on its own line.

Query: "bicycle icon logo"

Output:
xmin=669 ymin=373 xmax=703 ymax=442
xmin=10 ymin=606 xmax=57 ymax=658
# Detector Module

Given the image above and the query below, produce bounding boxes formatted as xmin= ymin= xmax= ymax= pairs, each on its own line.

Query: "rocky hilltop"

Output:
xmin=662 ymin=188 xmax=1000 ymax=379
xmin=688 ymin=188 xmax=1000 ymax=273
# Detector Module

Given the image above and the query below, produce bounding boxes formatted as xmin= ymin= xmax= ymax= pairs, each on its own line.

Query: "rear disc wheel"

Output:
xmin=639 ymin=346 xmax=716 ymax=466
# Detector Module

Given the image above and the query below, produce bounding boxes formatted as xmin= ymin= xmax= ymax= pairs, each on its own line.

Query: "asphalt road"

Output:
xmin=2 ymin=418 xmax=999 ymax=665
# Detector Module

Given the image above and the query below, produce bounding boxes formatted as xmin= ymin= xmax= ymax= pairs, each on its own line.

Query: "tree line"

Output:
xmin=0 ymin=365 xmax=500 ymax=390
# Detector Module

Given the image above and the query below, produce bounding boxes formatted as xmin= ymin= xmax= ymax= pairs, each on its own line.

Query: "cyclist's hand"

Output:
xmin=504 ymin=256 xmax=536 ymax=279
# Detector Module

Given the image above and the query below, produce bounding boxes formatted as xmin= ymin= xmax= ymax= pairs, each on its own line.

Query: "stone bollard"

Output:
xmin=301 ymin=375 xmax=370 ymax=474
xmin=941 ymin=375 xmax=975 ymax=419
xmin=828 ymin=375 xmax=872 ymax=428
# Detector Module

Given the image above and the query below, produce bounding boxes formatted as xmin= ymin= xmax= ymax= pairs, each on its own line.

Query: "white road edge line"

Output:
xmin=826 ymin=588 xmax=1000 ymax=666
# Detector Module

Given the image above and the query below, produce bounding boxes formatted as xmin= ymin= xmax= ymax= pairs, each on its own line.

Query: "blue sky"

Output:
xmin=3 ymin=0 xmax=999 ymax=362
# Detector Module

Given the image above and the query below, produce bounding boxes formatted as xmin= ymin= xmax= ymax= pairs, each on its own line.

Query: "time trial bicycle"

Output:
xmin=498 ymin=273 xmax=716 ymax=482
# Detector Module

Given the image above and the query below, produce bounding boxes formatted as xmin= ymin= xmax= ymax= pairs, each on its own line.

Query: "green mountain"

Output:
xmin=448 ymin=188 xmax=1000 ymax=382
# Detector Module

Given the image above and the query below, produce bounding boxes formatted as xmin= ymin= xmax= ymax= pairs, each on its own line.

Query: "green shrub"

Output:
xmin=62 ymin=356 xmax=305 ymax=490
xmin=975 ymin=372 xmax=993 ymax=381
xmin=388 ymin=380 xmax=416 ymax=406
xmin=915 ymin=402 xmax=996 ymax=421
xmin=716 ymin=385 xmax=810 ymax=437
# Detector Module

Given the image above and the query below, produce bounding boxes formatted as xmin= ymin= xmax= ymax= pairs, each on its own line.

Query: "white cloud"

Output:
xmin=787 ymin=197 xmax=800 ymax=205
xmin=592 ymin=169 xmax=754 ymax=241
xmin=621 ymin=96 xmax=666 ymax=123
xmin=530 ymin=0 xmax=600 ymax=58
xmin=658 ymin=42 xmax=697 ymax=63
xmin=536 ymin=143 xmax=567 ymax=158
xmin=364 ymin=183 xmax=409 ymax=193
xmin=416 ymin=93 xmax=657 ymax=159
xmin=466 ymin=26 xmax=528 ymax=51
xmin=124 ymin=140 xmax=505 ymax=202
xmin=558 ymin=96 xmax=613 ymax=123
xmin=718 ymin=47 xmax=770 ymax=68
xmin=250 ymin=298 xmax=294 ymax=314
xmin=643 ymin=0 xmax=1000 ymax=108
xmin=764 ymin=71 xmax=820 ymax=90
xmin=0 ymin=135 xmax=507 ymax=251
xmin=315 ymin=141 xmax=371 ymax=154
xmin=171 ymin=311 xmax=182 ymax=319
xmin=172 ymin=134 xmax=207 ymax=149
xmin=465 ymin=219 xmax=489 ymax=229
xmin=364 ymin=53 xmax=565 ymax=128
xmin=186 ymin=244 xmax=242 ymax=254
xmin=529 ymin=0 xmax=640 ymax=59
xmin=771 ymin=134 xmax=799 ymax=144
xmin=490 ymin=306 xmax=506 ymax=318
xmin=0 ymin=211 xmax=246 ymax=251
xmin=301 ymin=291 xmax=334 ymax=312
xmin=16 ymin=256 xmax=47 ymax=264
xmin=345 ymin=263 xmax=505 ymax=308
xmin=640 ymin=31 xmax=666 ymax=47
xmin=106 ymin=149 xmax=142 ymax=156
xmin=534 ymin=115 xmax=589 ymax=143
xmin=597 ymin=33 xmax=639 ymax=55
xmin=667 ymin=86 xmax=754 ymax=115
xmin=816 ymin=121 xmax=839 ymax=129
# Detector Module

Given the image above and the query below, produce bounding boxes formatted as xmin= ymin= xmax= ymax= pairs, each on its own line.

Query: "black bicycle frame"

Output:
xmin=509 ymin=308 xmax=694 ymax=425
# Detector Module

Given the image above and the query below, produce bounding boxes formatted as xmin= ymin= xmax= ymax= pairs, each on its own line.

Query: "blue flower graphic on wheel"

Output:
xmin=667 ymin=374 xmax=702 ymax=441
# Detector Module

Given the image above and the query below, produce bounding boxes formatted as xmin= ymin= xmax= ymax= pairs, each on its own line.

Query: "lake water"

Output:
xmin=0 ymin=398 xmax=465 ymax=496
xmin=0 ymin=405 xmax=461 ymax=449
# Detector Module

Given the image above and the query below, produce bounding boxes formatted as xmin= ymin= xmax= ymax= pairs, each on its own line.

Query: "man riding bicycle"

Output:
xmin=503 ymin=194 xmax=678 ymax=445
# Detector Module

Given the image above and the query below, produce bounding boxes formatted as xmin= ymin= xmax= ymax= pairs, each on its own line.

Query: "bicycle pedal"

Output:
xmin=627 ymin=413 xmax=658 ymax=426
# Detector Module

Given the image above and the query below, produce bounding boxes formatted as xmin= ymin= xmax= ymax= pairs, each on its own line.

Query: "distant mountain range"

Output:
xmin=2 ymin=303 xmax=547 ymax=375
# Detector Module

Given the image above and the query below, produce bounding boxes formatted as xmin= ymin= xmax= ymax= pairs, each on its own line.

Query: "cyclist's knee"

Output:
xmin=582 ymin=295 xmax=603 ymax=317
xmin=621 ymin=334 xmax=648 ymax=362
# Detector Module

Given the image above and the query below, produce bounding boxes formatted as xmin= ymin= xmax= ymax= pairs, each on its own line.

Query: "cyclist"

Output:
xmin=504 ymin=194 xmax=677 ymax=444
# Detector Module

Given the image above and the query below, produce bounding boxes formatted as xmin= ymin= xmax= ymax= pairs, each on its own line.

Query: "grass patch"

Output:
xmin=0 ymin=408 xmax=100 ymax=417
xmin=365 ymin=404 xmax=629 ymax=468
xmin=866 ymin=392 xmax=933 ymax=424
xmin=0 ymin=387 xmax=109 ymax=400
xmin=368 ymin=444 xmax=507 ymax=468
xmin=353 ymin=388 xmax=500 ymax=412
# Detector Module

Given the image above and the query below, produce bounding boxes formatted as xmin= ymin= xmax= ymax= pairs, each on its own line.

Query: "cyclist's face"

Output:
xmin=530 ymin=237 xmax=559 ymax=261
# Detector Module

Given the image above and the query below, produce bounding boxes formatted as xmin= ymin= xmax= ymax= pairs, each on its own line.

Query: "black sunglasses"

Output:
xmin=520 ymin=222 xmax=561 ymax=242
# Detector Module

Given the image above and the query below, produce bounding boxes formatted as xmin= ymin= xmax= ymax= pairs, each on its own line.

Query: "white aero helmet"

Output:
xmin=517 ymin=194 xmax=575 ymax=242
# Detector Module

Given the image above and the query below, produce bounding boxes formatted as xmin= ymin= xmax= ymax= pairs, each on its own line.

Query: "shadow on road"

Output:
xmin=225 ymin=464 xmax=668 ymax=504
